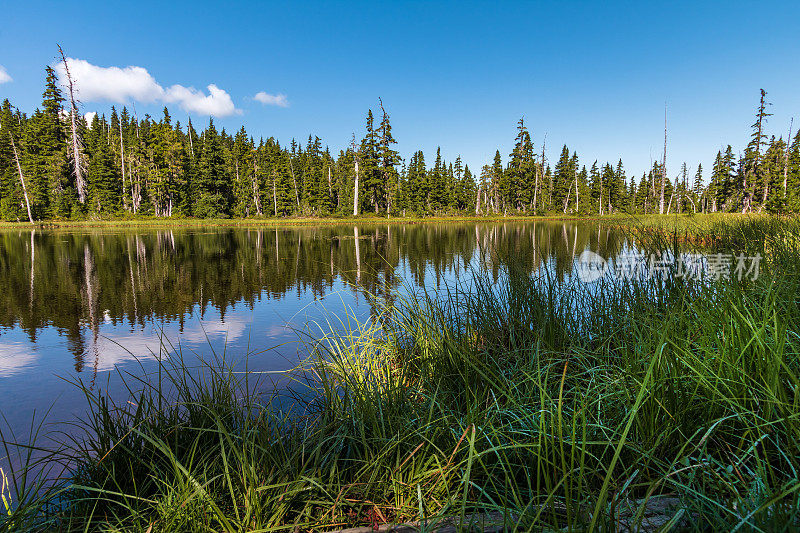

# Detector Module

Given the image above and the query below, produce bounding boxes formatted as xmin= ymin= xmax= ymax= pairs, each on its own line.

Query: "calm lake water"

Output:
xmin=0 ymin=222 xmax=627 ymax=446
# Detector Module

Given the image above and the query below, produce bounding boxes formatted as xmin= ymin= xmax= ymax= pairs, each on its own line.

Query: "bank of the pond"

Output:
xmin=0 ymin=214 xmax=542 ymax=230
xmin=0 ymin=212 xmax=769 ymax=231
xmin=2 ymin=216 xmax=799 ymax=532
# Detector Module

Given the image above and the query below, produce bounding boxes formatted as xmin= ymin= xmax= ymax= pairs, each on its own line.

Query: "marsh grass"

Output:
xmin=2 ymin=216 xmax=800 ymax=531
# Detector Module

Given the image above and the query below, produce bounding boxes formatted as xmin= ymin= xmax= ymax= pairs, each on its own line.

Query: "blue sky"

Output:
xmin=1 ymin=1 xmax=799 ymax=182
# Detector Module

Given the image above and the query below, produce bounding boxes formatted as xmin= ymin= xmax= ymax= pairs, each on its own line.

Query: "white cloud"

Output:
xmin=165 ymin=83 xmax=240 ymax=116
xmin=54 ymin=59 xmax=162 ymax=103
xmin=254 ymin=91 xmax=289 ymax=108
xmin=0 ymin=65 xmax=12 ymax=84
xmin=53 ymin=57 xmax=241 ymax=117
xmin=84 ymin=111 xmax=97 ymax=125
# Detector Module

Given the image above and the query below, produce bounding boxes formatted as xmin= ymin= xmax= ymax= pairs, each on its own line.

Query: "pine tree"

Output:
xmin=763 ymin=136 xmax=788 ymax=213
xmin=359 ymin=110 xmax=381 ymax=213
xmin=195 ymin=119 xmax=229 ymax=218
xmin=407 ymin=150 xmax=428 ymax=214
xmin=693 ymin=163 xmax=703 ymax=212
xmin=508 ymin=118 xmax=535 ymax=211
xmin=611 ymin=160 xmax=626 ymax=212
xmin=742 ymin=89 xmax=772 ymax=212
xmin=462 ymin=164 xmax=476 ymax=213
xmin=377 ymin=100 xmax=400 ymax=215
xmin=601 ymin=164 xmax=616 ymax=214
xmin=491 ymin=150 xmax=503 ymax=214
xmin=0 ymin=100 xmax=23 ymax=220
xmin=22 ymin=67 xmax=72 ymax=219
xmin=576 ymin=165 xmax=590 ymax=214
xmin=430 ymin=147 xmax=446 ymax=212
xmin=86 ymin=113 xmax=121 ymax=215
xmin=588 ymin=161 xmax=602 ymax=214
xmin=231 ymin=126 xmax=255 ymax=217
xmin=553 ymin=146 xmax=572 ymax=212
xmin=787 ymin=130 xmax=800 ymax=211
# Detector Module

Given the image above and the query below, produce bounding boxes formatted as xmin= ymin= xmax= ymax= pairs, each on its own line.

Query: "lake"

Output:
xmin=0 ymin=221 xmax=627 ymax=446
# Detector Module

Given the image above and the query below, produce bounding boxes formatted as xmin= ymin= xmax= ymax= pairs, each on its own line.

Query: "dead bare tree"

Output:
xmin=57 ymin=44 xmax=88 ymax=204
xmin=10 ymin=134 xmax=34 ymax=223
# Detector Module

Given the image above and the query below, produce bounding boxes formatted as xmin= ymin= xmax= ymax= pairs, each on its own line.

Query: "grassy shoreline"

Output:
xmin=2 ymin=216 xmax=799 ymax=531
xmin=0 ymin=212 xmax=775 ymax=230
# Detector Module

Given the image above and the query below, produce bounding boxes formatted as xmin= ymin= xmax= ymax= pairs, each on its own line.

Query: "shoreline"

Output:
xmin=0 ymin=212 xmax=770 ymax=230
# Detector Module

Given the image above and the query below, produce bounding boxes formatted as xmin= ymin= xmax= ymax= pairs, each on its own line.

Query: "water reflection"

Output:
xmin=0 ymin=222 xmax=628 ymax=374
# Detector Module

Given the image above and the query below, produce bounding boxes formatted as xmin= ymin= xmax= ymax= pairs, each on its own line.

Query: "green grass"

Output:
xmin=2 ymin=216 xmax=800 ymax=531
xmin=0 ymin=214 xmax=533 ymax=230
xmin=0 ymin=211 xmax=765 ymax=230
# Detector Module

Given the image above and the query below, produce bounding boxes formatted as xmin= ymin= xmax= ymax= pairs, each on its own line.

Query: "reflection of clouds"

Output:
xmin=89 ymin=329 xmax=170 ymax=372
xmin=178 ymin=317 xmax=250 ymax=345
xmin=0 ymin=315 xmax=291 ymax=378
xmin=0 ymin=342 xmax=37 ymax=377
xmin=0 ymin=316 xmax=257 ymax=378
xmin=264 ymin=323 xmax=291 ymax=338
xmin=90 ymin=317 xmax=253 ymax=373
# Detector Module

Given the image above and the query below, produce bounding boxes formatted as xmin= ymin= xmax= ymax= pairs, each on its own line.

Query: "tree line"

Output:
xmin=1 ymin=67 xmax=799 ymax=221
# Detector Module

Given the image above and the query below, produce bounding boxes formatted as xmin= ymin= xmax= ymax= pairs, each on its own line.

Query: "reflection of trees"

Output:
xmin=0 ymin=223 xmax=628 ymax=369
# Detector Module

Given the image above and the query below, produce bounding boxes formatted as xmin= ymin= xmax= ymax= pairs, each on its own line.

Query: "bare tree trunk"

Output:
xmin=10 ymin=135 xmax=34 ymax=223
xmin=58 ymin=45 xmax=87 ymax=204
